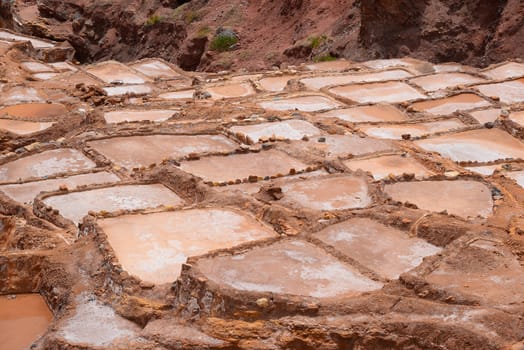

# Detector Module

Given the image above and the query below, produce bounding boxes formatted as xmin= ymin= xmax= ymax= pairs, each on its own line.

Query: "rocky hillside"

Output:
xmin=3 ymin=0 xmax=523 ymax=71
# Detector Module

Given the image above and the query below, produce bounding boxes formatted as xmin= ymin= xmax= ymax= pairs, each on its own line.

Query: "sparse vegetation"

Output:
xmin=308 ymin=35 xmax=328 ymax=49
xmin=144 ymin=14 xmax=163 ymax=27
xmin=184 ymin=10 xmax=201 ymax=24
xmin=197 ymin=26 xmax=211 ymax=37
xmin=172 ymin=3 xmax=203 ymax=24
xmin=314 ymin=54 xmax=337 ymax=62
xmin=265 ymin=51 xmax=279 ymax=62
xmin=223 ymin=6 xmax=243 ymax=26
xmin=210 ymin=33 xmax=238 ymax=52
xmin=172 ymin=3 xmax=190 ymax=20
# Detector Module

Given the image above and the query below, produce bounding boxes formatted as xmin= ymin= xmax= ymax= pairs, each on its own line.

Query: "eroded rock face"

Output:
xmin=29 ymin=0 xmax=188 ymax=63
xmin=485 ymin=0 xmax=524 ymax=63
xmin=177 ymin=36 xmax=208 ymax=71
xmin=356 ymin=0 xmax=509 ymax=65
xmin=0 ymin=0 xmax=14 ymax=29
xmin=359 ymin=0 xmax=427 ymax=57
xmin=5 ymin=0 xmax=523 ymax=70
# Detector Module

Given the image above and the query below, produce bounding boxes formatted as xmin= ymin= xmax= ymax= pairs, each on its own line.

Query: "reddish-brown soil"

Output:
xmin=2 ymin=0 xmax=523 ymax=71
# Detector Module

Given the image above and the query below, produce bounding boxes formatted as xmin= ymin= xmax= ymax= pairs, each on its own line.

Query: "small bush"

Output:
xmin=210 ymin=33 xmax=238 ymax=52
xmin=185 ymin=10 xmax=201 ymax=24
xmin=309 ymin=35 xmax=327 ymax=49
xmin=314 ymin=54 xmax=337 ymax=62
xmin=145 ymin=15 xmax=163 ymax=27
xmin=197 ymin=26 xmax=211 ymax=37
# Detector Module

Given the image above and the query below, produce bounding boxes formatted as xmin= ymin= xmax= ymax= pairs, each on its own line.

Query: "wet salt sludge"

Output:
xmin=0 ymin=294 xmax=53 ymax=350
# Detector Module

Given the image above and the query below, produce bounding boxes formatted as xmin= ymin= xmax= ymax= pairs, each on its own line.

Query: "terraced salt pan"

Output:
xmin=0 ymin=87 xmax=44 ymax=105
xmin=280 ymin=176 xmax=371 ymax=210
xmin=43 ymin=184 xmax=183 ymax=224
xmin=258 ymin=75 xmax=295 ymax=92
xmin=362 ymin=58 xmax=432 ymax=73
xmin=103 ymin=85 xmax=152 ymax=97
xmin=464 ymin=165 xmax=501 ymax=176
xmin=231 ymin=74 xmax=263 ymax=82
xmin=230 ymin=120 xmax=321 ymax=143
xmin=0 ymin=171 xmax=119 ymax=203
xmin=329 ymin=81 xmax=426 ymax=104
xmin=410 ymin=73 xmax=485 ymax=92
xmin=213 ymin=169 xmax=329 ymax=195
xmin=410 ymin=93 xmax=490 ymax=116
xmin=292 ymin=134 xmax=396 ymax=158
xmin=179 ymin=149 xmax=307 ymax=182
xmin=57 ymin=294 xmax=139 ymax=347
xmin=319 ymin=104 xmax=407 ymax=123
xmin=98 ymin=209 xmax=278 ymax=284
xmin=482 ymin=62 xmax=524 ymax=80
xmin=433 ymin=63 xmax=471 ymax=73
xmin=258 ymin=95 xmax=343 ymax=112
xmin=385 ymin=180 xmax=493 ymax=218
xmin=103 ymin=109 xmax=177 ymax=123
xmin=49 ymin=62 xmax=77 ymax=72
xmin=33 ymin=72 xmax=60 ymax=80
xmin=301 ymin=69 xmax=412 ymax=90
xmin=88 ymin=135 xmax=237 ymax=168
xmin=0 ymin=119 xmax=54 ymax=135
xmin=344 ymin=154 xmax=432 ymax=180
xmin=469 ymin=109 xmax=501 ymax=124
xmin=314 ymin=218 xmax=441 ymax=279
xmin=0 ymin=30 xmax=54 ymax=48
xmin=42 ymin=71 xmax=100 ymax=88
xmin=207 ymin=83 xmax=255 ymax=99
xmin=0 ymin=148 xmax=96 ymax=183
xmin=196 ymin=240 xmax=383 ymax=298
xmin=21 ymin=61 xmax=54 ymax=73
xmin=415 ymin=129 xmax=524 ymax=162
xmin=0 ymin=294 xmax=53 ymax=350
xmin=305 ymin=60 xmax=353 ymax=71
xmin=130 ymin=60 xmax=180 ymax=79
xmin=159 ymin=89 xmax=195 ymax=100
xmin=506 ymin=171 xmax=524 ymax=188
xmin=474 ymin=78 xmax=524 ymax=104
xmin=360 ymin=119 xmax=465 ymax=140
xmin=425 ymin=242 xmax=524 ymax=305
xmin=86 ymin=62 xmax=148 ymax=84
xmin=0 ymin=103 xmax=67 ymax=119
xmin=509 ymin=111 xmax=524 ymax=127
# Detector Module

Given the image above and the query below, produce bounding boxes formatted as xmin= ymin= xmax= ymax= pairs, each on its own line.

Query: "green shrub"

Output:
xmin=145 ymin=15 xmax=163 ymax=26
xmin=314 ymin=54 xmax=337 ymax=62
xmin=309 ymin=35 xmax=327 ymax=49
xmin=210 ymin=33 xmax=238 ymax=52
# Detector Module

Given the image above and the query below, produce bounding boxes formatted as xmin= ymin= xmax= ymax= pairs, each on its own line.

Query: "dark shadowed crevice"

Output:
xmin=0 ymin=0 xmax=14 ymax=29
